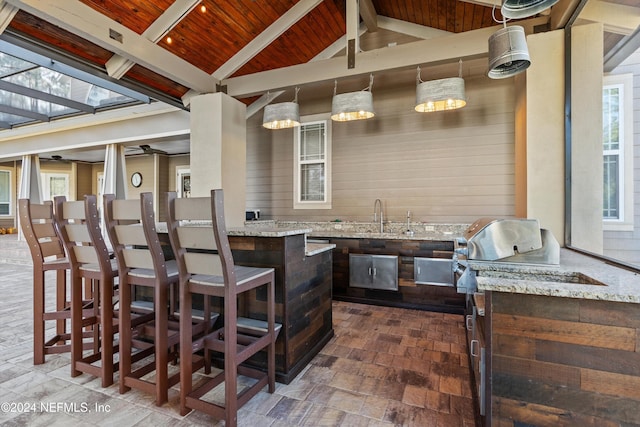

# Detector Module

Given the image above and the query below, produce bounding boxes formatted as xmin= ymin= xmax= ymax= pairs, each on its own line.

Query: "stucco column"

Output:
xmin=570 ymin=23 xmax=603 ymax=253
xmin=189 ymin=92 xmax=247 ymax=227
xmin=515 ymin=29 xmax=565 ymax=245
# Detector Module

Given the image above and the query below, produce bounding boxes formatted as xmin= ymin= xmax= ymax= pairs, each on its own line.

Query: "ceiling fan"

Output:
xmin=41 ymin=154 xmax=71 ymax=163
xmin=127 ymin=144 xmax=168 ymax=155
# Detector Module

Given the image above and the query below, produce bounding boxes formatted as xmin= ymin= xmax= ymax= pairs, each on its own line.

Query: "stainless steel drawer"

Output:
xmin=414 ymin=257 xmax=454 ymax=286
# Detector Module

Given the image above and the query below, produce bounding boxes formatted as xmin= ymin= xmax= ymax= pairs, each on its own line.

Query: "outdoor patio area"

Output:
xmin=0 ymin=235 xmax=475 ymax=426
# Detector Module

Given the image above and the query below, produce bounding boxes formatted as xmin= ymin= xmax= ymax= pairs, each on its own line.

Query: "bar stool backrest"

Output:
xmin=104 ymin=193 xmax=169 ymax=282
xmin=54 ymin=195 xmax=111 ymax=273
xmin=165 ymin=191 xmax=233 ymax=287
xmin=19 ymin=199 xmax=66 ymax=263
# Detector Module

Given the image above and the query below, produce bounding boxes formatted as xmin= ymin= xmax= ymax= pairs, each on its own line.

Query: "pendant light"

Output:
xmin=501 ymin=0 xmax=559 ymax=19
xmin=487 ymin=24 xmax=531 ymax=79
xmin=331 ymin=75 xmax=375 ymax=122
xmin=262 ymin=87 xmax=300 ymax=129
xmin=415 ymin=60 xmax=466 ymax=113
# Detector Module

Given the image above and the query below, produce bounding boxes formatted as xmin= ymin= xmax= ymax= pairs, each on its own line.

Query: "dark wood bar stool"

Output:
xmin=166 ymin=189 xmax=280 ymax=426
xmin=104 ymin=192 xmax=211 ymax=406
xmin=54 ymin=195 xmax=119 ymax=387
xmin=18 ymin=198 xmax=95 ymax=365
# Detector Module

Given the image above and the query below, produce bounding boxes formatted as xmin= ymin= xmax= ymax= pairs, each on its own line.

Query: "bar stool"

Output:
xmin=54 ymin=195 xmax=119 ymax=387
xmin=166 ymin=189 xmax=279 ymax=426
xmin=104 ymin=192 xmax=212 ymax=405
xmin=19 ymin=198 xmax=97 ymax=365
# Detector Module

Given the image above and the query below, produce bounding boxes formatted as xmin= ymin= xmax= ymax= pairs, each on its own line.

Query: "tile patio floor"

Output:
xmin=0 ymin=259 xmax=476 ymax=426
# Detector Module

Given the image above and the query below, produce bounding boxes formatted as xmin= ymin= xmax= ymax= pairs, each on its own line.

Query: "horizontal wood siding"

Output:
xmin=246 ymin=75 xmax=516 ymax=223
xmin=489 ymin=291 xmax=640 ymax=426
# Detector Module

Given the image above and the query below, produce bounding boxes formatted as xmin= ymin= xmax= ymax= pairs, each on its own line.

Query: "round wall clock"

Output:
xmin=131 ymin=172 xmax=143 ymax=188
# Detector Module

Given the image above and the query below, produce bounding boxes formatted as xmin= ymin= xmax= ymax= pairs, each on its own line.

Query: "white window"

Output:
xmin=41 ymin=173 xmax=69 ymax=201
xmin=602 ymin=74 xmax=634 ymax=231
xmin=0 ymin=170 xmax=10 ymax=216
xmin=176 ymin=167 xmax=191 ymax=198
xmin=293 ymin=115 xmax=331 ymax=209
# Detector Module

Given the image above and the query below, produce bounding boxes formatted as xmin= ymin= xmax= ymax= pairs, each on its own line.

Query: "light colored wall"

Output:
xmin=246 ymin=75 xmax=517 ymax=224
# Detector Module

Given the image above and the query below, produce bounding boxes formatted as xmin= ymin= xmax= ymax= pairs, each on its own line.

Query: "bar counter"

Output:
xmin=155 ymin=224 xmax=335 ymax=384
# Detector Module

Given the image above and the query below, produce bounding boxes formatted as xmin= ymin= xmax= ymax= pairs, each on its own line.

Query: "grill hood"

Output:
xmin=462 ymin=217 xmax=559 ymax=265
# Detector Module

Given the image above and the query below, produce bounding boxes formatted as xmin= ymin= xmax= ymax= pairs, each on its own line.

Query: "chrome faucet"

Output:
xmin=373 ymin=199 xmax=383 ymax=233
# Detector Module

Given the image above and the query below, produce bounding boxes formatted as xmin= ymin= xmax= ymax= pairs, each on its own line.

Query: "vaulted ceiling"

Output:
xmin=0 ymin=0 xmax=639 ymax=130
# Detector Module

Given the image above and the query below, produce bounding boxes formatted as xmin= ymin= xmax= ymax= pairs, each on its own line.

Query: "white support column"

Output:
xmin=17 ymin=154 xmax=43 ymax=240
xmin=570 ymin=23 xmax=604 ymax=253
xmin=190 ymin=92 xmax=246 ymax=227
xmin=102 ymin=144 xmax=128 ymax=200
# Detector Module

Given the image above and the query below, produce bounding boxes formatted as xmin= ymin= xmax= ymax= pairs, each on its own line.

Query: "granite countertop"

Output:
xmin=228 ymin=226 xmax=312 ymax=238
xmin=305 ymin=242 xmax=336 ymax=256
xmin=156 ymin=221 xmax=311 ymax=237
xmin=473 ymin=248 xmax=640 ymax=304
xmin=308 ymin=230 xmax=460 ymax=241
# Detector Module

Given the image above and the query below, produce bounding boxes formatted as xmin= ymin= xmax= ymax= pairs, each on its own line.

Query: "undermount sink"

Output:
xmin=479 ymin=270 xmax=607 ymax=286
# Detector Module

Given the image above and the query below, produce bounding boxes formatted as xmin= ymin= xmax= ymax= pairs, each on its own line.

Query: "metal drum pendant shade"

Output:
xmin=331 ymin=75 xmax=375 ymax=121
xmin=488 ymin=25 xmax=531 ymax=79
xmin=331 ymin=91 xmax=374 ymax=121
xmin=262 ymin=101 xmax=300 ymax=129
xmin=501 ymin=0 xmax=560 ymax=19
xmin=415 ymin=77 xmax=466 ymax=112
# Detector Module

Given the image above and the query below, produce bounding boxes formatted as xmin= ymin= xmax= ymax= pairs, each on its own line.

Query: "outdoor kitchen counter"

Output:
xmin=471 ymin=248 xmax=640 ymax=303
xmin=471 ymin=248 xmax=640 ymax=426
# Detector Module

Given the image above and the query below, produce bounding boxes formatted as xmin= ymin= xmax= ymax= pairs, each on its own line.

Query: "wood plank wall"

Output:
xmin=489 ymin=291 xmax=640 ymax=426
xmin=246 ymin=75 xmax=516 ymax=224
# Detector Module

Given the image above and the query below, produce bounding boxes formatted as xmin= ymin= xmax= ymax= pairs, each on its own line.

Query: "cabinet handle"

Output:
xmin=372 ymin=267 xmax=377 ymax=277
xmin=470 ymin=339 xmax=479 ymax=357
xmin=466 ymin=315 xmax=473 ymax=331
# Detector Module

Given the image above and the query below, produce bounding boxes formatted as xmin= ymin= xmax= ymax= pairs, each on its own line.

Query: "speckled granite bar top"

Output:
xmin=227 ymin=227 xmax=312 ymax=238
xmin=473 ymin=249 xmax=640 ymax=304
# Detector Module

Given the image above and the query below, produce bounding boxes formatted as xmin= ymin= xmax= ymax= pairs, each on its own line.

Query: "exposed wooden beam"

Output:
xmin=377 ymin=16 xmax=451 ymax=39
xmin=225 ymin=18 xmax=547 ymax=98
xmin=6 ymin=0 xmax=217 ymax=93
xmin=458 ymin=0 xmax=502 ymax=7
xmin=246 ymin=23 xmax=367 ymax=118
xmin=213 ymin=0 xmax=323 ymax=80
xmin=550 ymin=0 xmax=583 ymax=29
xmin=580 ymin=0 xmax=640 ymax=36
xmin=225 ymin=25 xmax=500 ymax=97
xmin=359 ymin=0 xmax=377 ymax=32
xmin=0 ymin=0 xmax=18 ymax=33
xmin=106 ymin=0 xmax=202 ymax=79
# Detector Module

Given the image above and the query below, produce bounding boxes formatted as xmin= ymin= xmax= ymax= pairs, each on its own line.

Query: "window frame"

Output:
xmin=41 ymin=172 xmax=70 ymax=201
xmin=293 ymin=114 xmax=332 ymax=210
xmin=602 ymin=74 xmax=634 ymax=231
xmin=0 ymin=169 xmax=11 ymax=217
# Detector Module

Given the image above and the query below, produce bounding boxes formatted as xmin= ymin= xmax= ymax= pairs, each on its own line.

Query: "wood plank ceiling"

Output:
xmin=1 ymin=0 xmax=637 ymax=110
xmin=3 ymin=0 xmax=506 ymax=107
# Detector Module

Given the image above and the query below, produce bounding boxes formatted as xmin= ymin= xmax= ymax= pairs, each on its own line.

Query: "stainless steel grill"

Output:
xmin=454 ymin=217 xmax=560 ymax=293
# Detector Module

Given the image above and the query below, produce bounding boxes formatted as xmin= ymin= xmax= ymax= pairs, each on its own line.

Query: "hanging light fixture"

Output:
xmin=262 ymin=87 xmax=300 ymax=129
xmin=501 ymin=0 xmax=559 ymax=19
xmin=487 ymin=24 xmax=531 ymax=79
xmin=415 ymin=60 xmax=466 ymax=113
xmin=331 ymin=75 xmax=375 ymax=122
